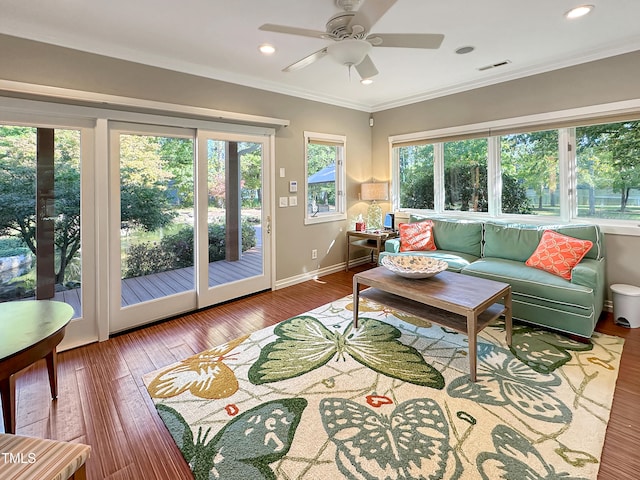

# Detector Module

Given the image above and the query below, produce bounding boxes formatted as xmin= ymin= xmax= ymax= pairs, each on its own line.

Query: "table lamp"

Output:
xmin=360 ymin=182 xmax=388 ymax=230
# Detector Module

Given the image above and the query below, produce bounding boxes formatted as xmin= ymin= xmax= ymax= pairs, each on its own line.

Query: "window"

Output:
xmin=398 ymin=144 xmax=435 ymax=209
xmin=0 ymin=125 xmax=82 ymax=314
xmin=304 ymin=131 xmax=346 ymax=224
xmin=444 ymin=138 xmax=488 ymax=212
xmin=576 ymin=121 xmax=640 ymax=221
xmin=500 ymin=130 xmax=558 ymax=215
xmin=391 ymin=103 xmax=640 ymax=230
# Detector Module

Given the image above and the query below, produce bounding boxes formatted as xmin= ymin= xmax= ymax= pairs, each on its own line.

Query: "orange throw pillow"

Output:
xmin=525 ymin=230 xmax=593 ymax=280
xmin=399 ymin=221 xmax=437 ymax=252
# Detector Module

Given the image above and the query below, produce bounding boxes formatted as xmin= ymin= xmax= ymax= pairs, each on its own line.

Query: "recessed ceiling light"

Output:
xmin=360 ymin=78 xmax=373 ymax=85
xmin=258 ymin=44 xmax=276 ymax=55
xmin=455 ymin=46 xmax=475 ymax=55
xmin=565 ymin=4 xmax=594 ymax=19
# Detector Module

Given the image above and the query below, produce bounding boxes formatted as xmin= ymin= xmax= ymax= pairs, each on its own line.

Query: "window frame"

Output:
xmin=390 ymin=99 xmax=640 ymax=236
xmin=304 ymin=131 xmax=347 ymax=225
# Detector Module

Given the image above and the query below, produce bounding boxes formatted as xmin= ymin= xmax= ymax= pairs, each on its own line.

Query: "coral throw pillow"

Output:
xmin=525 ymin=230 xmax=593 ymax=280
xmin=399 ymin=221 xmax=436 ymax=252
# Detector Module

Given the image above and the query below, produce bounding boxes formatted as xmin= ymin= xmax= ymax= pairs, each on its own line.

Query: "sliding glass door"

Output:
xmin=196 ymin=131 xmax=271 ymax=307
xmin=109 ymin=124 xmax=197 ymax=332
xmin=109 ymin=125 xmax=272 ymax=333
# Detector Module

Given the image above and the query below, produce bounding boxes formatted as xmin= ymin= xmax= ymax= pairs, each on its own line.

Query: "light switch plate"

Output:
xmin=279 ymin=167 xmax=285 ymax=178
xmin=289 ymin=195 xmax=298 ymax=206
xmin=279 ymin=196 xmax=288 ymax=207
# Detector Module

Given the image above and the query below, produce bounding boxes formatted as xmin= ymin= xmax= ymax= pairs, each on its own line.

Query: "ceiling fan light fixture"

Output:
xmin=258 ymin=44 xmax=276 ymax=55
xmin=360 ymin=78 xmax=373 ymax=85
xmin=327 ymin=39 xmax=372 ymax=66
xmin=565 ymin=4 xmax=594 ymax=19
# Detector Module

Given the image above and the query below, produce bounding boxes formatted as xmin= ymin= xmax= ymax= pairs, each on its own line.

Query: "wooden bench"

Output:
xmin=0 ymin=434 xmax=90 ymax=480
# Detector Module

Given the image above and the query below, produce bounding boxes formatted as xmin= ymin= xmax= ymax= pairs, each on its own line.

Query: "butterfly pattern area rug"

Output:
xmin=143 ymin=294 xmax=623 ymax=480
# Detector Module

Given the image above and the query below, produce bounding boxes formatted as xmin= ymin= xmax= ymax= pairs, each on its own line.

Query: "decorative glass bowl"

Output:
xmin=381 ymin=255 xmax=448 ymax=279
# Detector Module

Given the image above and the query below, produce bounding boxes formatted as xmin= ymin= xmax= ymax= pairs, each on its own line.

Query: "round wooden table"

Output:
xmin=0 ymin=300 xmax=73 ymax=434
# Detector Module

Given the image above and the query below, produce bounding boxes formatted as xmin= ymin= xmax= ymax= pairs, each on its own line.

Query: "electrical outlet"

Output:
xmin=311 ymin=249 xmax=318 ymax=259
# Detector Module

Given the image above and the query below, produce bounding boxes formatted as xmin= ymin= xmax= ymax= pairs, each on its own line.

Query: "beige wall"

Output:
xmin=0 ymin=34 xmax=372 ymax=281
xmin=372 ymin=50 xmax=640 ymax=298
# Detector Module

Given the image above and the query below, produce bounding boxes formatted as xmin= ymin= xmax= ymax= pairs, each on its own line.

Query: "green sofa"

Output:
xmin=380 ymin=216 xmax=606 ymax=339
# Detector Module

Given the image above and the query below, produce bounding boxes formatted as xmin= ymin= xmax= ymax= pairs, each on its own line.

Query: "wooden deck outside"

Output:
xmin=51 ymin=247 xmax=263 ymax=317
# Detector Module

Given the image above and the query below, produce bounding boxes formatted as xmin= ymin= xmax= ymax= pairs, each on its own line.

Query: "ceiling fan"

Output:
xmin=259 ymin=0 xmax=444 ymax=80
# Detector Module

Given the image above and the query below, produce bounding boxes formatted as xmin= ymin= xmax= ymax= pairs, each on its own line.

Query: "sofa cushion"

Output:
xmin=399 ymin=220 xmax=436 ymax=252
xmin=525 ymin=230 xmax=593 ymax=280
xmin=431 ymin=219 xmax=483 ymax=257
xmin=482 ymin=222 xmax=540 ymax=262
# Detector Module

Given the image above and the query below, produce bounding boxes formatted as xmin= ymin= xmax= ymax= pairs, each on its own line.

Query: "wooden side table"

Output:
xmin=346 ymin=230 xmax=397 ymax=271
xmin=0 ymin=301 xmax=74 ymax=434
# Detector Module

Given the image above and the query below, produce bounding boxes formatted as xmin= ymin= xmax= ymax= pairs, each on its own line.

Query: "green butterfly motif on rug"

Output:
xmin=508 ymin=324 xmax=593 ymax=374
xmin=248 ymin=315 xmax=444 ymax=389
xmin=156 ymin=398 xmax=307 ymax=480
xmin=448 ymin=343 xmax=572 ymax=423
xmin=320 ymin=397 xmax=463 ymax=479
xmin=477 ymin=425 xmax=591 ymax=480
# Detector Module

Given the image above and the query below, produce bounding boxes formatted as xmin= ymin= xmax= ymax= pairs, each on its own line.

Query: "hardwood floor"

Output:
xmin=3 ymin=265 xmax=640 ymax=479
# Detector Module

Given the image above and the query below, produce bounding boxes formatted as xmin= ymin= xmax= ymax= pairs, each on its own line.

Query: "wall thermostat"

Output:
xmin=289 ymin=180 xmax=298 ymax=193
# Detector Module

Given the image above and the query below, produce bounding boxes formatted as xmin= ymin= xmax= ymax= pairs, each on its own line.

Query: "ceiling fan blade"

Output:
xmin=283 ymin=48 xmax=328 ymax=72
xmin=355 ymin=55 xmax=379 ymax=79
xmin=368 ymin=33 xmax=444 ymax=49
xmin=259 ymin=23 xmax=328 ymax=40
xmin=349 ymin=0 xmax=397 ymax=33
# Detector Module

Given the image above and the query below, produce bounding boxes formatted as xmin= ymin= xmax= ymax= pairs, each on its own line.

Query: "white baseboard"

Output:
xmin=274 ymin=256 xmax=371 ymax=290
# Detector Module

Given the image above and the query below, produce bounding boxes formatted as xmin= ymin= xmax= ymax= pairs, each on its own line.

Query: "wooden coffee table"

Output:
xmin=353 ymin=267 xmax=512 ymax=382
xmin=0 ymin=300 xmax=73 ymax=434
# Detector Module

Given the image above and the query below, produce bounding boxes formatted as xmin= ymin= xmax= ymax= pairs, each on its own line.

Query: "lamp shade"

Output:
xmin=361 ymin=182 xmax=389 ymax=201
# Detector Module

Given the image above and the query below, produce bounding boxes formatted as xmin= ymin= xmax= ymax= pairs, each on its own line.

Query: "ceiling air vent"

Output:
xmin=478 ymin=60 xmax=512 ymax=71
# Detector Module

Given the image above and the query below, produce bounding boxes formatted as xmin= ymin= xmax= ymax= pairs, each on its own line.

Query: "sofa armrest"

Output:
xmin=571 ymin=258 xmax=606 ymax=315
xmin=385 ymin=238 xmax=401 ymax=253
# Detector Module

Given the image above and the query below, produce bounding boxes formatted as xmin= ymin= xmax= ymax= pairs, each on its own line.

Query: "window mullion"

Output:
xmin=433 ymin=143 xmax=444 ymax=212
xmin=487 ymin=136 xmax=501 ymax=216
xmin=558 ymin=128 xmax=573 ymax=222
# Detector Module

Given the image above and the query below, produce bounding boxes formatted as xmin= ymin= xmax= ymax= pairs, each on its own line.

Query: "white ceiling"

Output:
xmin=1 ymin=0 xmax=639 ymax=112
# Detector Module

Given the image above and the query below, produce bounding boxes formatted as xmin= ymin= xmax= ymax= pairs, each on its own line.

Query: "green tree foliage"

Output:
xmin=577 ymin=121 xmax=640 ymax=213
xmin=0 ymin=126 xmax=182 ymax=285
xmin=159 ymin=136 xmax=195 ymax=206
xmin=501 ymin=131 xmax=558 ymax=210
xmin=399 ymin=141 xmax=532 ymax=214
xmin=444 ymin=139 xmax=489 ymax=211
xmin=399 ymin=145 xmax=434 ymax=209
xmin=119 ymin=134 xmax=177 ymax=231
